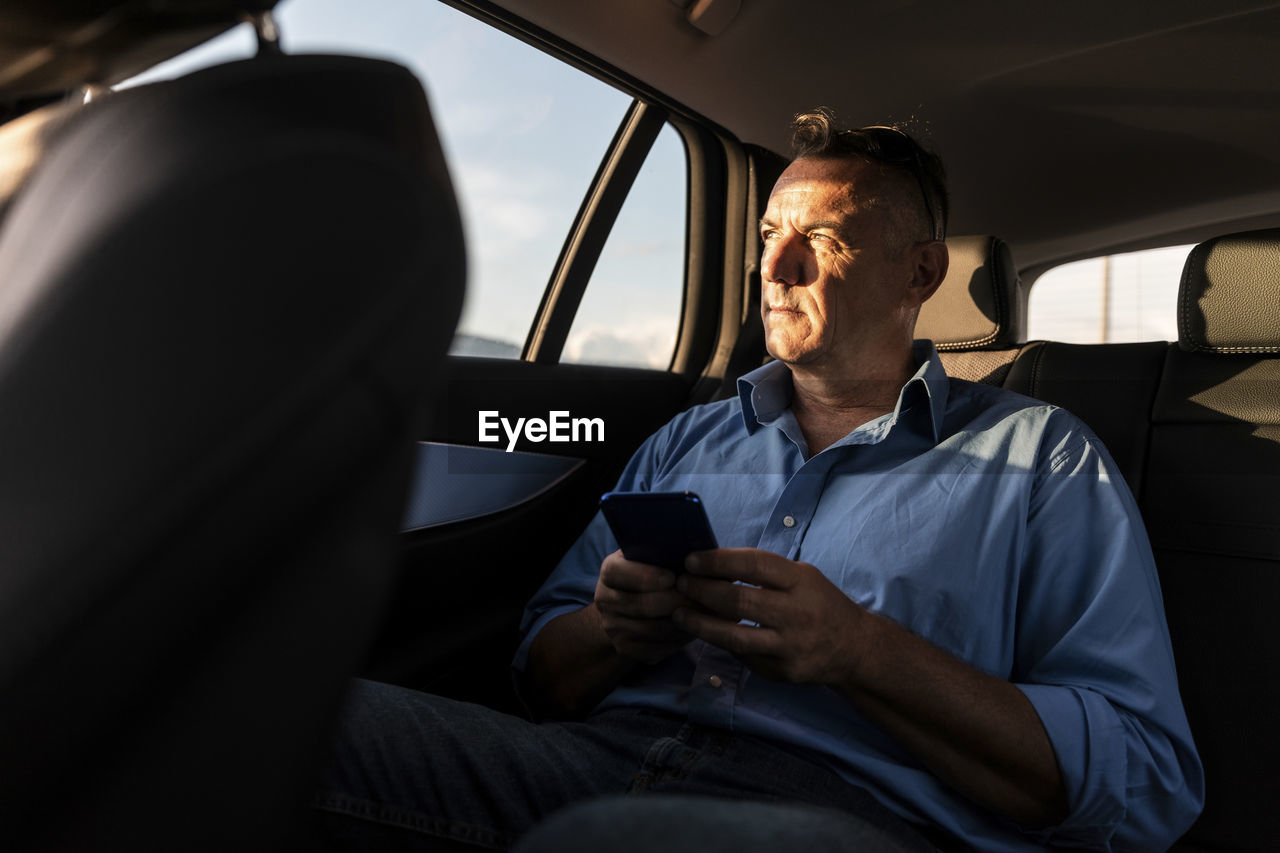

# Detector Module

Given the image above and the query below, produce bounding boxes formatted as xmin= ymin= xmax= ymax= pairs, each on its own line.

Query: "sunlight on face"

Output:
xmin=759 ymin=158 xmax=918 ymax=374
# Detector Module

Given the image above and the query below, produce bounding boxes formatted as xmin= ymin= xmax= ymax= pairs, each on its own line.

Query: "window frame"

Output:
xmin=524 ymin=98 xmax=671 ymax=365
xmin=444 ymin=0 xmax=745 ymax=382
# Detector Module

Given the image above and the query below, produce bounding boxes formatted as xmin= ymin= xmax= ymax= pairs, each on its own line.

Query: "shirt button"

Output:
xmin=708 ymin=675 xmax=723 ymax=688
xmin=782 ymin=515 xmax=796 ymax=528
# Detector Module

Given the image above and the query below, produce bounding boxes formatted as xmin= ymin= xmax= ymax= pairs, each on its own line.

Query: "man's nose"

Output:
xmin=761 ymin=233 xmax=805 ymax=286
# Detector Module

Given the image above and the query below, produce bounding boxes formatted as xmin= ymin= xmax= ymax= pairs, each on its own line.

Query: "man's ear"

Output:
xmin=907 ymin=240 xmax=949 ymax=307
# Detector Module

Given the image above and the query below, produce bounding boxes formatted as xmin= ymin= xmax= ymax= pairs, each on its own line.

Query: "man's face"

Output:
xmin=759 ymin=157 xmax=921 ymax=374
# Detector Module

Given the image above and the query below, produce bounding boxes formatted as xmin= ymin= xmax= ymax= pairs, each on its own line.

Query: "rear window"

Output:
xmin=1027 ymin=244 xmax=1193 ymax=343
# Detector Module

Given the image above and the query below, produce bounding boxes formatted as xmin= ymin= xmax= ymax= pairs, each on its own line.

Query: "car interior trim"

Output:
xmin=401 ymin=442 xmax=585 ymax=531
xmin=525 ymin=98 xmax=668 ymax=364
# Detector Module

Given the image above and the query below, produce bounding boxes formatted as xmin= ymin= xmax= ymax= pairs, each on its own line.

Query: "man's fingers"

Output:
xmin=596 ymin=586 xmax=688 ymax=619
xmin=673 ymin=606 xmax=779 ymax=657
xmin=677 ymin=574 xmax=775 ymax=625
xmin=684 ymin=547 xmax=799 ymax=590
xmin=600 ymin=612 xmax=693 ymax=663
xmin=600 ymin=550 xmax=677 ymax=593
xmin=606 ymin=613 xmax=690 ymax=645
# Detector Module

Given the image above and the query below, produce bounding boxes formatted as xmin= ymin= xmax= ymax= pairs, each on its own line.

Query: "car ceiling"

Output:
xmin=0 ymin=0 xmax=275 ymax=113
xmin=4 ymin=0 xmax=1279 ymax=272
xmin=486 ymin=0 xmax=1280 ymax=270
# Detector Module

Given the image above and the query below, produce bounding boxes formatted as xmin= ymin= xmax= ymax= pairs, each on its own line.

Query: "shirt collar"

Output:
xmin=737 ymin=340 xmax=950 ymax=445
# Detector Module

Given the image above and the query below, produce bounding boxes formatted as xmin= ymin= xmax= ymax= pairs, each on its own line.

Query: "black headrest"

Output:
xmin=0 ymin=52 xmax=464 ymax=848
xmin=916 ymin=234 xmax=1021 ymax=349
xmin=1179 ymin=228 xmax=1280 ymax=353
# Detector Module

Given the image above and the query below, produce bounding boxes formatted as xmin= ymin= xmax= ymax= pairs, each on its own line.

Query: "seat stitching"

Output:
xmin=1030 ymin=342 xmax=1047 ymax=397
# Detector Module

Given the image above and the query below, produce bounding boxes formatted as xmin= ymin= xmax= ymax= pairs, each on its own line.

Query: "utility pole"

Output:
xmin=1099 ymin=254 xmax=1112 ymax=342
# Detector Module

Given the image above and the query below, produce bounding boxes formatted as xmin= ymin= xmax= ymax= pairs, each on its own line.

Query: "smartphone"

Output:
xmin=599 ymin=491 xmax=718 ymax=572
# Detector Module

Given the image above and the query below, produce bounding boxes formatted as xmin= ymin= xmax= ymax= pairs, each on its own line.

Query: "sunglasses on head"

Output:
xmin=842 ymin=126 xmax=944 ymax=242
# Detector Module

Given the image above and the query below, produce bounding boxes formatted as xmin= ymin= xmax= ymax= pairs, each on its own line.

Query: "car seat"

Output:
xmin=0 ymin=50 xmax=464 ymax=850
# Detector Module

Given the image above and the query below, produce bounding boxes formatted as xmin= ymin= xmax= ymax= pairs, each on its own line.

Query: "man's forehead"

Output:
xmin=766 ymin=158 xmax=874 ymax=216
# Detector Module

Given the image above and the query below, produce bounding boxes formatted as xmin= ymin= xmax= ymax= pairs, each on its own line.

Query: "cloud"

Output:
xmin=610 ymin=240 xmax=668 ymax=259
xmin=562 ymin=321 xmax=677 ymax=369
xmin=452 ymin=161 xmax=565 ymax=244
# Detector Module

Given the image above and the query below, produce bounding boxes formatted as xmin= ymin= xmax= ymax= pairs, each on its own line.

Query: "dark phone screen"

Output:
xmin=599 ymin=491 xmax=718 ymax=571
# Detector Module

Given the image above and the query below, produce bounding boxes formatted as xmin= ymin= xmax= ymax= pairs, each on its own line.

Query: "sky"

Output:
xmin=127 ymin=0 xmax=1187 ymax=355
xmin=127 ymin=0 xmax=686 ymax=368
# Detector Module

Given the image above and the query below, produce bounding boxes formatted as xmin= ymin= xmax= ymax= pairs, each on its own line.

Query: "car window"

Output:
xmin=119 ymin=0 xmax=688 ymax=368
xmin=1027 ymin=244 xmax=1193 ymax=343
xmin=561 ymin=124 xmax=686 ymax=369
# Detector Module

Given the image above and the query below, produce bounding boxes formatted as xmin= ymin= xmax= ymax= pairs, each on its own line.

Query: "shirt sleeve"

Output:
xmin=510 ymin=422 xmax=672 ymax=674
xmin=1012 ymin=417 xmax=1205 ymax=850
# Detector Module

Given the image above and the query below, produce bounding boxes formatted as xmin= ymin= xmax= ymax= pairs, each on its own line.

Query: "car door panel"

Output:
xmin=362 ymin=356 xmax=695 ymax=712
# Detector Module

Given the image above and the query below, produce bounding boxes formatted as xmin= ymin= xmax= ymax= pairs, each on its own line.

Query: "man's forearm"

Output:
xmin=838 ymin=608 xmax=1068 ymax=828
xmin=524 ymin=604 xmax=637 ymax=720
xmin=674 ymin=550 xmax=1069 ymax=828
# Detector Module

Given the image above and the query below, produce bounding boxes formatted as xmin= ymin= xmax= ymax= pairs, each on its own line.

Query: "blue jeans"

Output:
xmin=313 ymin=679 xmax=940 ymax=852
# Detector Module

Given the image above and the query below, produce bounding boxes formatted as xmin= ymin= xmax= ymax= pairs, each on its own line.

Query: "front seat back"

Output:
xmin=0 ymin=54 xmax=464 ymax=850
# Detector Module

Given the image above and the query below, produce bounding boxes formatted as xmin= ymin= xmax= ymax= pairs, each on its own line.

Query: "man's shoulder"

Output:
xmin=944 ymin=375 xmax=1049 ymax=419
xmin=655 ymin=394 xmax=746 ymax=443
xmin=941 ymin=376 xmax=1097 ymax=448
xmin=619 ymin=394 xmax=751 ymax=485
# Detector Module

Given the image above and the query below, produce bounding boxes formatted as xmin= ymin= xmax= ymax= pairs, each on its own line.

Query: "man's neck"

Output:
xmin=787 ymin=349 xmax=916 ymax=456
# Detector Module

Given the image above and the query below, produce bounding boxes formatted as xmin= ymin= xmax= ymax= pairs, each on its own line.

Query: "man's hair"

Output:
xmin=790 ymin=109 xmax=949 ymax=251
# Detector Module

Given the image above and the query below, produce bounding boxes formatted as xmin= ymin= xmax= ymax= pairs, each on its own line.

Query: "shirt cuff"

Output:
xmin=511 ymin=604 xmax=581 ymax=673
xmin=1017 ymin=683 xmax=1128 ymax=849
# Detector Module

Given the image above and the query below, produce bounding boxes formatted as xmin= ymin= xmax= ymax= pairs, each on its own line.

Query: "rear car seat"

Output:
xmin=915 ymin=234 xmax=1026 ymax=385
xmin=1002 ymin=229 xmax=1280 ymax=849
xmin=1144 ymin=229 xmax=1280 ymax=850
xmin=1005 ymin=339 xmax=1165 ymax=497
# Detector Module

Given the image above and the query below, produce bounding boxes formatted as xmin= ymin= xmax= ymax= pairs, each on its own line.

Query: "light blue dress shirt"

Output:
xmin=515 ymin=342 xmax=1203 ymax=851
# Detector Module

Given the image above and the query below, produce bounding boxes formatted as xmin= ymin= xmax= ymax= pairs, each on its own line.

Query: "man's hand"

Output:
xmin=674 ymin=547 xmax=1068 ymax=827
xmin=672 ymin=548 xmax=863 ymax=685
xmin=594 ymin=549 xmax=694 ymax=664
xmin=526 ymin=549 xmax=696 ymax=719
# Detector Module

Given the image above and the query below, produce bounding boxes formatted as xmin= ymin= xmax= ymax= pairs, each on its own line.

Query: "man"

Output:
xmin=317 ymin=113 xmax=1203 ymax=852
